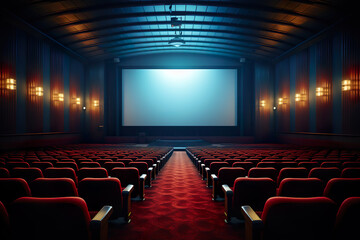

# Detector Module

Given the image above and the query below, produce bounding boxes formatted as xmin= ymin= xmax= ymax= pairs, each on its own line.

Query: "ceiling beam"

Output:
xmin=23 ymin=1 xmax=332 ymax=24
xmin=54 ymin=20 xmax=306 ymax=41
xmin=78 ymin=39 xmax=278 ymax=56
xmin=72 ymin=34 xmax=287 ymax=52
xmin=43 ymin=11 xmax=316 ymax=34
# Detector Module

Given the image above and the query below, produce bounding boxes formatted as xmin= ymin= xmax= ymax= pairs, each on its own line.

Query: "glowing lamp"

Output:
xmin=6 ymin=78 xmax=16 ymax=90
xmin=295 ymin=93 xmax=306 ymax=102
xmin=316 ymin=87 xmax=329 ymax=97
xmin=260 ymin=100 xmax=266 ymax=107
xmin=54 ymin=93 xmax=64 ymax=101
xmin=93 ymin=100 xmax=99 ymax=107
xmin=168 ymin=37 xmax=185 ymax=47
xmin=278 ymin=97 xmax=288 ymax=105
xmin=76 ymin=98 xmax=81 ymax=105
xmin=35 ymin=87 xmax=43 ymax=96
xmin=342 ymin=80 xmax=351 ymax=91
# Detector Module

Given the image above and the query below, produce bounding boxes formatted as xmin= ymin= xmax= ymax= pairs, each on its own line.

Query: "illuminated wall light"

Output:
xmin=5 ymin=78 xmax=16 ymax=90
xmin=76 ymin=98 xmax=81 ymax=105
xmin=342 ymin=80 xmax=351 ymax=91
xmin=260 ymin=100 xmax=266 ymax=107
xmin=295 ymin=93 xmax=306 ymax=102
xmin=53 ymin=93 xmax=64 ymax=102
xmin=278 ymin=97 xmax=288 ymax=105
xmin=93 ymin=100 xmax=99 ymax=107
xmin=316 ymin=87 xmax=328 ymax=97
xmin=32 ymin=86 xmax=43 ymax=96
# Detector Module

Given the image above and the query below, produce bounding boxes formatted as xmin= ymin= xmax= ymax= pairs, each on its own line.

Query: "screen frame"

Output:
xmin=118 ymin=66 xmax=242 ymax=136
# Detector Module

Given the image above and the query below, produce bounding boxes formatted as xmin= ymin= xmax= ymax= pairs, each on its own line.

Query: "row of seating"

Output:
xmin=242 ymin=196 xmax=360 ymax=240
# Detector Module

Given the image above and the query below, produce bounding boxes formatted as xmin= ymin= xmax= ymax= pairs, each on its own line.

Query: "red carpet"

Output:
xmin=109 ymin=151 xmax=244 ymax=240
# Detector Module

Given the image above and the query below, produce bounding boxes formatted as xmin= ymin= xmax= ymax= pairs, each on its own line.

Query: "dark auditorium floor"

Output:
xmin=108 ymin=151 xmax=244 ymax=240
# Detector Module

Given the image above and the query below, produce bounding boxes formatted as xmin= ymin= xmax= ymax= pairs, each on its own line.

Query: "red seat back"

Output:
xmin=110 ymin=167 xmax=140 ymax=198
xmin=0 ymin=178 xmax=31 ymax=207
xmin=9 ymin=197 xmax=91 ymax=240
xmin=30 ymin=178 xmax=78 ymax=197
xmin=277 ymin=178 xmax=323 ymax=197
xmin=323 ymin=178 xmax=360 ymax=205
xmin=77 ymin=168 xmax=108 ymax=181
xmin=335 ymin=197 xmax=360 ymax=240
xmin=248 ymin=167 xmax=278 ymax=181
xmin=11 ymin=167 xmax=43 ymax=183
xmin=261 ymin=197 xmax=337 ymax=240
xmin=79 ymin=178 xmax=122 ymax=219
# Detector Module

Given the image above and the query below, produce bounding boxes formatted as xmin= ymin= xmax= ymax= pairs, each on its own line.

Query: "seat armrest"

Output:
xmin=140 ymin=174 xmax=147 ymax=181
xmin=241 ymin=206 xmax=263 ymax=240
xmin=152 ymin=164 xmax=158 ymax=177
xmin=222 ymin=184 xmax=233 ymax=223
xmin=205 ymin=167 xmax=211 ymax=186
xmin=211 ymin=174 xmax=219 ymax=200
xmin=90 ymin=206 xmax=113 ymax=240
xmin=122 ymin=184 xmax=134 ymax=222
xmin=139 ymin=174 xmax=147 ymax=200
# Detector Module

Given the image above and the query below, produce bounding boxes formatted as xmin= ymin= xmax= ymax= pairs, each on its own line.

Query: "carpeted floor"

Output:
xmin=108 ymin=151 xmax=244 ymax=240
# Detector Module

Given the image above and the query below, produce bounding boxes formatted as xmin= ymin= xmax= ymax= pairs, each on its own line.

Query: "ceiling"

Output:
xmin=3 ymin=0 xmax=351 ymax=62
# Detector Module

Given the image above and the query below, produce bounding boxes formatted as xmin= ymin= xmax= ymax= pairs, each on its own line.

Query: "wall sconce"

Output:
xmin=93 ymin=100 xmax=99 ymax=107
xmin=278 ymin=97 xmax=288 ymax=105
xmin=31 ymin=86 xmax=43 ymax=96
xmin=72 ymin=97 xmax=81 ymax=105
xmin=342 ymin=80 xmax=351 ymax=91
xmin=295 ymin=93 xmax=306 ymax=102
xmin=316 ymin=87 xmax=328 ymax=97
xmin=5 ymin=78 xmax=16 ymax=90
xmin=260 ymin=100 xmax=266 ymax=107
xmin=53 ymin=93 xmax=64 ymax=102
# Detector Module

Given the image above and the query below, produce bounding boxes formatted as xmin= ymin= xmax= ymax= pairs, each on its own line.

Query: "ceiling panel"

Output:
xmin=3 ymin=0 xmax=350 ymax=61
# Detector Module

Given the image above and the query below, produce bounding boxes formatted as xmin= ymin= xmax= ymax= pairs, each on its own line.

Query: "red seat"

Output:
xmin=110 ymin=167 xmax=146 ymax=201
xmin=232 ymin=162 xmax=255 ymax=175
xmin=297 ymin=161 xmax=319 ymax=171
xmin=341 ymin=167 xmax=360 ymax=178
xmin=78 ymin=168 xmax=108 ymax=181
xmin=308 ymin=167 xmax=341 ymax=185
xmin=276 ymin=167 xmax=308 ymax=186
xmin=79 ymin=162 xmax=101 ymax=168
xmin=9 ymin=197 xmax=113 ymax=240
xmin=0 ymin=178 xmax=31 ymax=207
xmin=103 ymin=162 xmax=125 ymax=173
xmin=334 ymin=197 xmax=360 ymax=240
xmin=55 ymin=162 xmax=79 ymax=172
xmin=6 ymin=162 xmax=29 ymax=170
xmin=0 ymin=168 xmax=10 ymax=178
xmin=206 ymin=162 xmax=229 ymax=187
xmin=323 ymin=178 xmax=360 ymax=206
xmin=241 ymin=197 xmax=337 ymax=240
xmin=79 ymin=178 xmax=133 ymax=222
xmin=43 ymin=167 xmax=78 ymax=186
xmin=116 ymin=159 xmax=133 ymax=167
xmin=0 ymin=201 xmax=10 ymax=240
xmin=129 ymin=162 xmax=152 ymax=187
xmin=320 ymin=161 xmax=342 ymax=169
xmin=277 ymin=178 xmax=323 ymax=197
xmin=212 ymin=167 xmax=246 ymax=201
xmin=11 ymin=167 xmax=43 ymax=183
xmin=30 ymin=178 xmax=78 ymax=197
xmin=248 ymin=167 xmax=278 ymax=181
xmin=31 ymin=162 xmax=53 ymax=171
xmin=222 ymin=177 xmax=276 ymax=222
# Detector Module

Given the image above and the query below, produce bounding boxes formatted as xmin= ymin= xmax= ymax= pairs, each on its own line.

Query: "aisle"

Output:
xmin=108 ymin=151 xmax=244 ymax=240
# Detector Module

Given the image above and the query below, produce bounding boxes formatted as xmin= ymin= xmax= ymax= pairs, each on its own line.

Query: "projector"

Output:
xmin=171 ymin=17 xmax=182 ymax=27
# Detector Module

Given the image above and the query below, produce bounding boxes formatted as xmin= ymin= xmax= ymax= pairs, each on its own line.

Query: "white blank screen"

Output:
xmin=122 ymin=69 xmax=237 ymax=126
